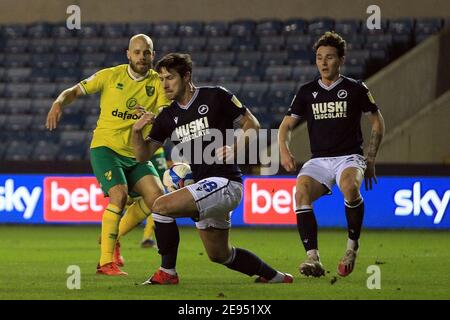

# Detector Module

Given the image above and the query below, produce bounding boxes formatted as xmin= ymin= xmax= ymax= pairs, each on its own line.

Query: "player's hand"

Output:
xmin=133 ymin=111 xmax=155 ymax=132
xmin=133 ymin=104 xmax=146 ymax=116
xmin=45 ymin=102 xmax=63 ymax=131
xmin=364 ymin=160 xmax=378 ymax=191
xmin=280 ymin=149 xmax=297 ymax=172
xmin=215 ymin=145 xmax=235 ymax=163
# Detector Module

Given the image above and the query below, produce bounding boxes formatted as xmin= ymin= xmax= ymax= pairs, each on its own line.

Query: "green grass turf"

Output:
xmin=0 ymin=225 xmax=449 ymax=300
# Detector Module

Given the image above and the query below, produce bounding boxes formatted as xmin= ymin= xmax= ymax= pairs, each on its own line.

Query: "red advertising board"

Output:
xmin=243 ymin=178 xmax=297 ymax=225
xmin=43 ymin=177 xmax=108 ymax=222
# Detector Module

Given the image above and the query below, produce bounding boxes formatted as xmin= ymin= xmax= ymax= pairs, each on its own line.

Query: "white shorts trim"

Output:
xmin=298 ymin=154 xmax=366 ymax=192
xmin=186 ymin=177 xmax=243 ymax=230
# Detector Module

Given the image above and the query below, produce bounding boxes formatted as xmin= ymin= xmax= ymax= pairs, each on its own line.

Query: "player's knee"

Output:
xmin=151 ymin=196 xmax=171 ymax=215
xmin=296 ymin=184 xmax=312 ymax=205
xmin=207 ymin=251 xmax=229 ymax=264
xmin=340 ymin=179 xmax=360 ymax=200
xmin=109 ymin=189 xmax=128 ymax=208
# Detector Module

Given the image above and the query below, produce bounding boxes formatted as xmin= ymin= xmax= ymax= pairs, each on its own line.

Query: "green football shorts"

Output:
xmin=90 ymin=146 xmax=159 ymax=196
xmin=150 ymin=150 xmax=168 ymax=179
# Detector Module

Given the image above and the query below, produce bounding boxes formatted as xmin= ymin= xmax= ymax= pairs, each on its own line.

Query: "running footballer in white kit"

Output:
xmin=278 ymin=32 xmax=385 ymax=277
xmin=132 ymin=53 xmax=293 ymax=285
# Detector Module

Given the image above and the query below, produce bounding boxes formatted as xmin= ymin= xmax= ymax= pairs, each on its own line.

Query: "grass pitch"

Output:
xmin=0 ymin=225 xmax=449 ymax=300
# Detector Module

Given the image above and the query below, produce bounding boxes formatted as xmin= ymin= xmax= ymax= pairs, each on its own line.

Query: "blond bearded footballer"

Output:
xmin=46 ymin=34 xmax=170 ymax=276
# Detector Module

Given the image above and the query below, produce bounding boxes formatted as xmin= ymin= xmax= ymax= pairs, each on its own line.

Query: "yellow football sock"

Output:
xmin=143 ymin=215 xmax=155 ymax=240
xmin=100 ymin=204 xmax=122 ymax=266
xmin=118 ymin=198 xmax=151 ymax=238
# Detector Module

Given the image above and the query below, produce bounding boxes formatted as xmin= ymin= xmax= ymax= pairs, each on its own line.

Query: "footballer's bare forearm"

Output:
xmin=54 ymin=85 xmax=82 ymax=107
xmin=234 ymin=112 xmax=260 ymax=154
xmin=278 ymin=119 xmax=293 ymax=154
xmin=132 ymin=129 xmax=152 ymax=162
xmin=367 ymin=119 xmax=385 ymax=162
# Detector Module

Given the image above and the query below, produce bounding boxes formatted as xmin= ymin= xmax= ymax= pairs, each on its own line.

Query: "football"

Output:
xmin=162 ymin=162 xmax=194 ymax=192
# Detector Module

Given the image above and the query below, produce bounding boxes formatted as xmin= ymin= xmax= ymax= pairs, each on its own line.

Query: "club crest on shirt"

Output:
xmin=146 ymin=85 xmax=155 ymax=96
xmin=198 ymin=104 xmax=209 ymax=115
xmin=337 ymin=89 xmax=347 ymax=99
xmin=126 ymin=98 xmax=138 ymax=110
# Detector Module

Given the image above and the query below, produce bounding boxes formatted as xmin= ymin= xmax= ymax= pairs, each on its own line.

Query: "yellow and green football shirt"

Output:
xmin=79 ymin=64 xmax=170 ymax=158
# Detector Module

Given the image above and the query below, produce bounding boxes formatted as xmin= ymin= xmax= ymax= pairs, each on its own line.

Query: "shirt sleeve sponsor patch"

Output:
xmin=231 ymin=95 xmax=243 ymax=108
xmin=367 ymin=91 xmax=376 ymax=104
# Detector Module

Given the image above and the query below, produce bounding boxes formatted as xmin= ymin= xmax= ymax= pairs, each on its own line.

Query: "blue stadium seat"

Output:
xmin=4 ymin=38 xmax=29 ymax=54
xmin=268 ymin=82 xmax=297 ymax=107
xmin=31 ymin=53 xmax=56 ymax=68
xmin=31 ymin=140 xmax=59 ymax=161
xmin=211 ymin=66 xmax=239 ymax=82
xmin=30 ymin=83 xmax=57 ymax=99
xmin=192 ymin=66 xmax=212 ymax=82
xmin=334 ymin=19 xmax=362 ymax=35
xmin=365 ymin=34 xmax=392 ymax=50
xmin=220 ymin=82 xmax=242 ymax=96
xmin=58 ymin=114 xmax=84 ymax=130
xmin=105 ymin=53 xmax=127 ymax=66
xmin=63 ymin=99 xmax=84 ymax=115
xmin=0 ymin=55 xmax=5 ymax=68
xmin=101 ymin=23 xmax=127 ymax=38
xmin=415 ymin=18 xmax=442 ymax=34
xmin=255 ymin=20 xmax=283 ymax=36
xmin=203 ymin=21 xmax=229 ymax=37
xmin=292 ymin=65 xmax=319 ymax=83
xmin=127 ymin=23 xmax=153 ymax=37
xmin=237 ymin=66 xmax=263 ymax=82
xmin=258 ymin=35 xmax=285 ymax=51
xmin=51 ymin=24 xmax=77 ymax=38
xmin=231 ymin=37 xmax=258 ymax=52
xmin=341 ymin=65 xmax=365 ymax=79
xmin=7 ymin=98 xmax=32 ymax=114
xmin=229 ymin=20 xmax=256 ymax=37
xmin=53 ymin=67 xmax=81 ymax=83
xmin=84 ymin=114 xmax=99 ymax=130
xmin=282 ymin=19 xmax=308 ymax=34
xmin=54 ymin=38 xmax=79 ymax=54
xmin=5 ymin=82 xmax=31 ymax=97
xmin=79 ymin=38 xmax=104 ymax=53
xmin=235 ymin=51 xmax=262 ymax=68
xmin=28 ymin=38 xmax=55 ymax=53
xmin=208 ymin=51 xmax=235 ymax=67
xmin=3 ymin=114 xmax=33 ymax=130
xmin=287 ymin=50 xmax=314 ymax=66
xmin=261 ymin=51 xmax=288 ymax=66
xmin=207 ymin=36 xmax=233 ymax=52
xmin=7 ymin=67 xmax=32 ymax=82
xmin=190 ymin=51 xmax=209 ymax=67
xmin=153 ymin=22 xmax=178 ymax=37
xmin=264 ymin=65 xmax=292 ymax=81
xmin=2 ymin=25 xmax=27 ymax=38
xmin=54 ymin=53 xmax=80 ymax=68
xmin=59 ymin=130 xmax=89 ymax=147
xmin=27 ymin=23 xmax=51 ymax=38
xmin=178 ymin=21 xmax=204 ymax=37
xmin=78 ymin=23 xmax=102 ymax=38
xmin=4 ymin=140 xmax=34 ymax=161
xmin=285 ymin=34 xmax=313 ymax=51
xmin=104 ymin=38 xmax=129 ymax=54
xmin=346 ymin=49 xmax=370 ymax=66
xmin=156 ymin=37 xmax=181 ymax=52
xmin=240 ymin=82 xmax=269 ymax=106
xmin=57 ymin=144 xmax=87 ymax=161
xmin=389 ymin=18 xmax=414 ymax=34
xmin=31 ymin=98 xmax=54 ymax=115
xmin=4 ymin=53 xmax=31 ymax=68
xmin=30 ymin=68 xmax=53 ymax=83
xmin=79 ymin=53 xmax=106 ymax=68
xmin=308 ymin=18 xmax=335 ymax=36
xmin=179 ymin=36 xmax=207 ymax=52
xmin=344 ymin=34 xmax=366 ymax=50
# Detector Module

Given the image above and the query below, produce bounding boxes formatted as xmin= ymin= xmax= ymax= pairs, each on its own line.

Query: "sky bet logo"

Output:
xmin=0 ymin=179 xmax=41 ymax=219
xmin=394 ymin=182 xmax=450 ymax=224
